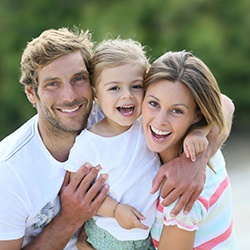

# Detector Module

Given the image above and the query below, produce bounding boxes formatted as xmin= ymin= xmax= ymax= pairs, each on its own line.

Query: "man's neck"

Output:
xmin=43 ymin=135 xmax=76 ymax=162
xmin=38 ymin=124 xmax=78 ymax=162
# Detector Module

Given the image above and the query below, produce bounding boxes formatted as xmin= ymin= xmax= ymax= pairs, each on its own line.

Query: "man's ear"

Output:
xmin=25 ymin=86 xmax=37 ymax=105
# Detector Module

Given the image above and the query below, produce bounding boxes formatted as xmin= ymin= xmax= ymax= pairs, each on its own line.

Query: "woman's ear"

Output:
xmin=25 ymin=86 xmax=37 ymax=106
xmin=192 ymin=111 xmax=203 ymax=124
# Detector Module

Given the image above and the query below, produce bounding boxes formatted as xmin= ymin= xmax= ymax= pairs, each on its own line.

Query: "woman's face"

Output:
xmin=142 ymin=80 xmax=200 ymax=160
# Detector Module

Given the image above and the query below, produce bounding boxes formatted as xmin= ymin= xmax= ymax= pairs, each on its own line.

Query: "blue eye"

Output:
xmin=47 ymin=81 xmax=58 ymax=87
xmin=73 ymin=75 xmax=87 ymax=83
xmin=75 ymin=76 xmax=84 ymax=81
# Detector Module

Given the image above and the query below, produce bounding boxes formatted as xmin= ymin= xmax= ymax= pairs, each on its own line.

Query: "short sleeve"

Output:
xmin=0 ymin=162 xmax=28 ymax=239
xmin=160 ymin=197 xmax=207 ymax=231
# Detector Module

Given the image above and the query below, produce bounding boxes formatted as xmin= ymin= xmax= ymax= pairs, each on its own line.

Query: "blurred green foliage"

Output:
xmin=0 ymin=0 xmax=249 ymax=140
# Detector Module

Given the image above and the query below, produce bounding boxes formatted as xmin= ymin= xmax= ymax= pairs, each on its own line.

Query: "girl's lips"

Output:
xmin=117 ymin=105 xmax=135 ymax=116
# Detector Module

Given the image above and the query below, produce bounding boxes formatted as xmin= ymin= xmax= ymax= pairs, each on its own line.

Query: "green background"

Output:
xmin=1 ymin=0 xmax=249 ymax=140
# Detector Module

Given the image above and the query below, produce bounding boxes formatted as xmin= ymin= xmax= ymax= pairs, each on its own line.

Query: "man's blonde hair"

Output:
xmin=20 ymin=27 xmax=93 ymax=89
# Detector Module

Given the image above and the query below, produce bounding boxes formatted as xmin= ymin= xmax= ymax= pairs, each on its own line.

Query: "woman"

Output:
xmin=142 ymin=51 xmax=238 ymax=249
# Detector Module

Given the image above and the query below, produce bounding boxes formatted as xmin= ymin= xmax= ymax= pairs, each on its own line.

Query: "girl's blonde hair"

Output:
xmin=90 ymin=38 xmax=150 ymax=88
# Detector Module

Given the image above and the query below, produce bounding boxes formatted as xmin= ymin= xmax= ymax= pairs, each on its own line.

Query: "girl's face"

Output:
xmin=142 ymin=80 xmax=200 ymax=160
xmin=95 ymin=63 xmax=144 ymax=129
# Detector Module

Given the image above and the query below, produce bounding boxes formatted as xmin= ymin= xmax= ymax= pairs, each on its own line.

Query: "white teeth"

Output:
xmin=151 ymin=126 xmax=171 ymax=135
xmin=61 ymin=107 xmax=79 ymax=113
xmin=120 ymin=105 xmax=134 ymax=108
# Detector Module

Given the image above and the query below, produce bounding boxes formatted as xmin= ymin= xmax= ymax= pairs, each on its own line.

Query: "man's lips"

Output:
xmin=61 ymin=106 xmax=80 ymax=113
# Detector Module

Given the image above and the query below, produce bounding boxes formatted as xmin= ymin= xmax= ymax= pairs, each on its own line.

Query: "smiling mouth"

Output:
xmin=150 ymin=126 xmax=171 ymax=140
xmin=61 ymin=106 xmax=80 ymax=113
xmin=117 ymin=105 xmax=135 ymax=115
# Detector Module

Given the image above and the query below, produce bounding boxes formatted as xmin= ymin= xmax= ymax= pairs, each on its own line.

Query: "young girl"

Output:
xmin=142 ymin=51 xmax=237 ymax=249
xmin=65 ymin=38 xmax=161 ymax=249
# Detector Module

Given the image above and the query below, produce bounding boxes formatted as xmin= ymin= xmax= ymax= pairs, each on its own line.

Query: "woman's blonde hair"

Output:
xmin=145 ymin=50 xmax=225 ymax=133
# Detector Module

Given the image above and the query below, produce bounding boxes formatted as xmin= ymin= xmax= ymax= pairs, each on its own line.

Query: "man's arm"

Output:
xmin=0 ymin=164 xmax=108 ymax=250
xmin=151 ymin=94 xmax=235 ymax=216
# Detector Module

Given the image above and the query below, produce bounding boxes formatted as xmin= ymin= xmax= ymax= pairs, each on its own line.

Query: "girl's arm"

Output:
xmin=97 ymin=195 xmax=149 ymax=230
xmin=183 ymin=123 xmax=213 ymax=162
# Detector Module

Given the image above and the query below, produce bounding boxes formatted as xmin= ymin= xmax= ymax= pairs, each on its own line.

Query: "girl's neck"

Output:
xmin=89 ymin=117 xmax=133 ymax=137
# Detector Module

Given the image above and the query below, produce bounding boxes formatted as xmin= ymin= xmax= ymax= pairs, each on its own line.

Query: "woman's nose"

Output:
xmin=155 ymin=111 xmax=168 ymax=125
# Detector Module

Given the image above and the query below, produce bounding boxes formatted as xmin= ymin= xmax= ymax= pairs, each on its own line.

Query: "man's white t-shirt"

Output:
xmin=0 ymin=115 xmax=77 ymax=249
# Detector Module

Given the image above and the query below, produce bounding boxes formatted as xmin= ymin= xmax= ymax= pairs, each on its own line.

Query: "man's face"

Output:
xmin=26 ymin=51 xmax=93 ymax=136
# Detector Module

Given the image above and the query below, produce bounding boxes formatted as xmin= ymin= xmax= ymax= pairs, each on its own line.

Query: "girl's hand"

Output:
xmin=114 ymin=203 xmax=148 ymax=230
xmin=184 ymin=130 xmax=209 ymax=162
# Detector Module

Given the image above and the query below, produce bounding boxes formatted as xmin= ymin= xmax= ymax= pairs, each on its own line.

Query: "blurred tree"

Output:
xmin=0 ymin=0 xmax=249 ymax=140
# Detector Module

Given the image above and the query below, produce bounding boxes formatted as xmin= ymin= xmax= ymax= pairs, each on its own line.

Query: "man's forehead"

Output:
xmin=37 ymin=52 xmax=88 ymax=82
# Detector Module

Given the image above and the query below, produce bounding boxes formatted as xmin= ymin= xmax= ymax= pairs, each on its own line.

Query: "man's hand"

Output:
xmin=59 ymin=163 xmax=109 ymax=232
xmin=0 ymin=163 xmax=109 ymax=250
xmin=151 ymin=153 xmax=206 ymax=217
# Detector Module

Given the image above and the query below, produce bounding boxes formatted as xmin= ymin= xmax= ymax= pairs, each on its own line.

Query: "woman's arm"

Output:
xmin=158 ymin=225 xmax=195 ymax=250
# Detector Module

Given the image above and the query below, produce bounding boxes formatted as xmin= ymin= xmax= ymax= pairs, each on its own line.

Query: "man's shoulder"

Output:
xmin=0 ymin=115 xmax=38 ymax=162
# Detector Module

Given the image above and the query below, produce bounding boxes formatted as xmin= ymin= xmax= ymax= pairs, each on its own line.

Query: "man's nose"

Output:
xmin=60 ymin=83 xmax=78 ymax=102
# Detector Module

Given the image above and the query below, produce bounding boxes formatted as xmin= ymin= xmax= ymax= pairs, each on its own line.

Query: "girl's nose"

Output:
xmin=122 ymin=88 xmax=134 ymax=99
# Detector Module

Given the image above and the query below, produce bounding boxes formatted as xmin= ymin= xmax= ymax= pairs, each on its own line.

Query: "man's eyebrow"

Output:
xmin=74 ymin=70 xmax=89 ymax=76
xmin=42 ymin=70 xmax=89 ymax=83
xmin=42 ymin=76 xmax=59 ymax=83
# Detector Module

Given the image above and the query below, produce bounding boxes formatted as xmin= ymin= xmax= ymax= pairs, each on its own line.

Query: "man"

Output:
xmin=0 ymin=27 xmax=234 ymax=249
xmin=0 ymin=28 xmax=109 ymax=250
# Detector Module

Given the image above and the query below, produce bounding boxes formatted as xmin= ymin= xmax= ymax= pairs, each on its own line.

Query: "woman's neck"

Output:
xmin=159 ymin=144 xmax=182 ymax=164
